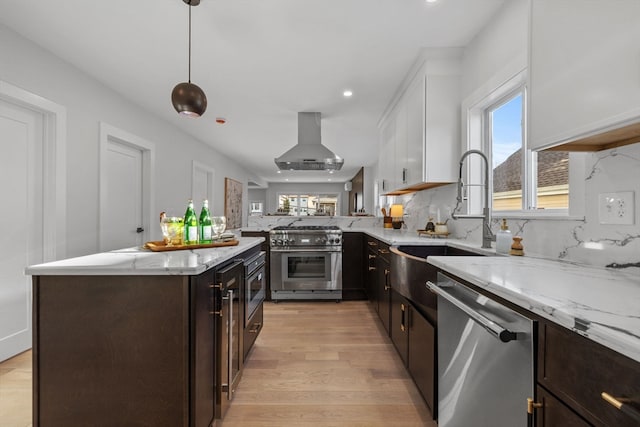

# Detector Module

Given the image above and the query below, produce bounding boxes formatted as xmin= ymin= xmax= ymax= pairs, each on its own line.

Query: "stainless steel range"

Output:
xmin=269 ymin=225 xmax=342 ymax=301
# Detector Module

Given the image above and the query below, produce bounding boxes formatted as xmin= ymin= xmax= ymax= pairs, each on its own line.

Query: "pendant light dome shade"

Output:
xmin=172 ymin=82 xmax=207 ymax=117
xmin=172 ymin=0 xmax=207 ymax=117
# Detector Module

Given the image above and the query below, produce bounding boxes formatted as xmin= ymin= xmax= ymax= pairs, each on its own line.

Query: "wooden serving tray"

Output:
xmin=416 ymin=230 xmax=450 ymax=238
xmin=144 ymin=239 xmax=239 ymax=252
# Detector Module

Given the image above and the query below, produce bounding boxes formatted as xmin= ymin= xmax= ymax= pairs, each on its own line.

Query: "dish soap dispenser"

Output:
xmin=495 ymin=219 xmax=512 ymax=254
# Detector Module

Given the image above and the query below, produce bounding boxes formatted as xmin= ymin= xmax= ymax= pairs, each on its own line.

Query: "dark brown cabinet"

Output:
xmin=365 ymin=237 xmax=378 ymax=304
xmin=407 ymin=304 xmax=436 ymax=417
xmin=34 ymin=273 xmax=214 ymax=427
xmin=191 ymin=269 xmax=218 ymax=427
xmin=390 ymin=289 xmax=409 ymax=365
xmin=536 ymin=320 xmax=640 ymax=426
xmin=375 ymin=241 xmax=391 ymax=334
xmin=342 ymin=232 xmax=365 ymax=300
xmin=535 ymin=386 xmax=590 ymax=427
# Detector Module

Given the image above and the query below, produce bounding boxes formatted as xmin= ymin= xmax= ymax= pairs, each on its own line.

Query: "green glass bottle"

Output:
xmin=183 ymin=199 xmax=199 ymax=245
xmin=199 ymin=199 xmax=212 ymax=243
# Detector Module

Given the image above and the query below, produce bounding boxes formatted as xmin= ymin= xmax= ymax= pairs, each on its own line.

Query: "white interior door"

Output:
xmin=101 ymin=140 xmax=143 ymax=251
xmin=0 ymin=99 xmax=43 ymax=361
xmin=192 ymin=161 xmax=215 ymax=209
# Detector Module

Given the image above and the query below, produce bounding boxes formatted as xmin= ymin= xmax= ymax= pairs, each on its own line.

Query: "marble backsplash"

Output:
xmin=400 ymin=143 xmax=640 ymax=270
xmin=248 ymin=143 xmax=639 ymax=271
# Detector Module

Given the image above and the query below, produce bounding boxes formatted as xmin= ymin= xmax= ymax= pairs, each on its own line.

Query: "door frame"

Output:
xmin=99 ymin=122 xmax=155 ymax=251
xmin=0 ymin=80 xmax=67 ymax=262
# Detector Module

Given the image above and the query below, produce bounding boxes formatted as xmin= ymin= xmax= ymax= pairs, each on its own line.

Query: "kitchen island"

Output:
xmin=25 ymin=237 xmax=264 ymax=427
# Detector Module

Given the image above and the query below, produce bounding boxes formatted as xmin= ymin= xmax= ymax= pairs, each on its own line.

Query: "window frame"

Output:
xmin=461 ymin=68 xmax=580 ymax=220
xmin=276 ymin=192 xmax=340 ymax=217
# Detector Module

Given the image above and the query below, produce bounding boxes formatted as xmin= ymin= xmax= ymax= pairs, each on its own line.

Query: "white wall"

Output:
xmin=0 ymin=23 xmax=255 ymax=258
xmin=264 ymin=183 xmax=349 ymax=216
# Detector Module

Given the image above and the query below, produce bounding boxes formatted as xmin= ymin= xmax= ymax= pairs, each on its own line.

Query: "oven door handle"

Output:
xmin=426 ymin=281 xmax=518 ymax=343
xmin=270 ymin=247 xmax=341 ymax=253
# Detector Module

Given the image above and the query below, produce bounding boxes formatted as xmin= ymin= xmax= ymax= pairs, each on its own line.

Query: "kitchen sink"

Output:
xmin=390 ymin=245 xmax=481 ymax=324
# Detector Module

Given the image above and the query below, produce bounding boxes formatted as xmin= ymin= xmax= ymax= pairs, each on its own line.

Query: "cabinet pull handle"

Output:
xmin=527 ymin=397 xmax=542 ymax=414
xmin=400 ymin=303 xmax=406 ymax=332
xmin=368 ymin=266 xmax=376 ymax=271
xmin=249 ymin=322 xmax=262 ymax=334
xmin=367 ymin=241 xmax=377 ymax=247
xmin=368 ymin=254 xmax=376 ymax=259
xmin=602 ymin=392 xmax=640 ymax=422
xmin=378 ymin=248 xmax=389 ymax=254
xmin=402 ymin=168 xmax=407 ymax=184
xmin=527 ymin=397 xmax=543 ymax=427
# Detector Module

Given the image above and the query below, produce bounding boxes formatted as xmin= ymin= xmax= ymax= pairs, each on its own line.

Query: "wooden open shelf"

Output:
xmin=544 ymin=121 xmax=640 ymax=152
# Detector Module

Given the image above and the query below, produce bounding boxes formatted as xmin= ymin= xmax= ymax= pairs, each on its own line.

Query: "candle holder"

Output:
xmin=390 ymin=204 xmax=404 ymax=229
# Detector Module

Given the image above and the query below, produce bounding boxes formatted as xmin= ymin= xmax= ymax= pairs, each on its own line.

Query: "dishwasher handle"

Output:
xmin=426 ymin=281 xmax=518 ymax=343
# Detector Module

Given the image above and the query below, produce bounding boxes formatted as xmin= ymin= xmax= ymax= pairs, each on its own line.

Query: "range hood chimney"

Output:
xmin=274 ymin=112 xmax=344 ymax=171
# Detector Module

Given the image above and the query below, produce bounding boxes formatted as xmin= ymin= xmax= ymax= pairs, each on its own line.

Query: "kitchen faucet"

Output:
xmin=451 ymin=149 xmax=495 ymax=249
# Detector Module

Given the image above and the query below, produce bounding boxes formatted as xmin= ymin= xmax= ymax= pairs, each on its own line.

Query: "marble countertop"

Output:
xmin=345 ymin=228 xmax=497 ymax=256
xmin=242 ymin=226 xmax=497 ymax=256
xmin=427 ymin=255 xmax=640 ymax=363
xmin=25 ymin=237 xmax=264 ymax=276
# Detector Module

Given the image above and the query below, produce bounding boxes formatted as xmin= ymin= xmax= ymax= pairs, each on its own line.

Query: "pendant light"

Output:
xmin=171 ymin=0 xmax=207 ymax=117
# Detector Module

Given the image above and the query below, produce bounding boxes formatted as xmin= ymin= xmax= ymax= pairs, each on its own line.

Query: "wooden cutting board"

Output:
xmin=144 ymin=239 xmax=239 ymax=252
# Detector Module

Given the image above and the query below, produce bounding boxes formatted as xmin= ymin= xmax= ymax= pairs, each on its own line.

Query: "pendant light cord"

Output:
xmin=188 ymin=3 xmax=192 ymax=83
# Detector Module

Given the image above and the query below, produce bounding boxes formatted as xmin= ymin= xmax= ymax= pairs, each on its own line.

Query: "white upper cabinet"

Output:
xmin=394 ymin=91 xmax=409 ymax=187
xmin=423 ymin=74 xmax=459 ymax=183
xmin=403 ymin=75 xmax=425 ymax=188
xmin=529 ymin=0 xmax=640 ymax=151
xmin=378 ymin=118 xmax=396 ymax=194
xmin=378 ymin=55 xmax=460 ymax=194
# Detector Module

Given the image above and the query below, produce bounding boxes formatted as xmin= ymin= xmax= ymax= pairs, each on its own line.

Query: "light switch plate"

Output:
xmin=598 ymin=191 xmax=635 ymax=225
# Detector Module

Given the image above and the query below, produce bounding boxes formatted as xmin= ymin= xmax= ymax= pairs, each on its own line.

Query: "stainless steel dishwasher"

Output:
xmin=427 ymin=272 xmax=535 ymax=427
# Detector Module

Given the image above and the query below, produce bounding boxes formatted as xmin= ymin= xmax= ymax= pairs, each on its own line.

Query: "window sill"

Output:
xmin=456 ymin=212 xmax=584 ymax=221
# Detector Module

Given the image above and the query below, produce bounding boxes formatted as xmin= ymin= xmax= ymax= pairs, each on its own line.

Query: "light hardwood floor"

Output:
xmin=0 ymin=349 xmax=32 ymax=427
xmin=221 ymin=301 xmax=434 ymax=426
xmin=0 ymin=301 xmax=434 ymax=427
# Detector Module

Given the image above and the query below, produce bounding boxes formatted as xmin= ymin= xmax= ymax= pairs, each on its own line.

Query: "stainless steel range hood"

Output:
xmin=274 ymin=112 xmax=344 ymax=171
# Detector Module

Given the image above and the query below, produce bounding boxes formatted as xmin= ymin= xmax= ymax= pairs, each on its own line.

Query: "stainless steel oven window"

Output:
xmin=281 ymin=252 xmax=331 ymax=283
xmin=286 ymin=254 xmax=329 ymax=279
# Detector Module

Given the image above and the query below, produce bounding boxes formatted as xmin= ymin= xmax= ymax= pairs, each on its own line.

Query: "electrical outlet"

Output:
xmin=598 ymin=191 xmax=635 ymax=225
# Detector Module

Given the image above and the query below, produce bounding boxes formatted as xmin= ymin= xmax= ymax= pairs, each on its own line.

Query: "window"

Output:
xmin=464 ymin=69 xmax=569 ymax=216
xmin=277 ymin=193 xmax=339 ymax=216
xmin=487 ymin=90 xmax=569 ymax=212
xmin=489 ymin=92 xmax=524 ymax=211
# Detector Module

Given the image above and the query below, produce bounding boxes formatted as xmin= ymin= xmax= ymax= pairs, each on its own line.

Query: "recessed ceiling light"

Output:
xmin=277 ymin=170 xmax=281 ymax=174
xmin=425 ymin=0 xmax=438 ymax=3
xmin=343 ymin=90 xmax=353 ymax=97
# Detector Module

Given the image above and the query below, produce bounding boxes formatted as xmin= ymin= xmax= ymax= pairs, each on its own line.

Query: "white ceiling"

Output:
xmin=0 ymin=0 xmax=505 ymax=185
